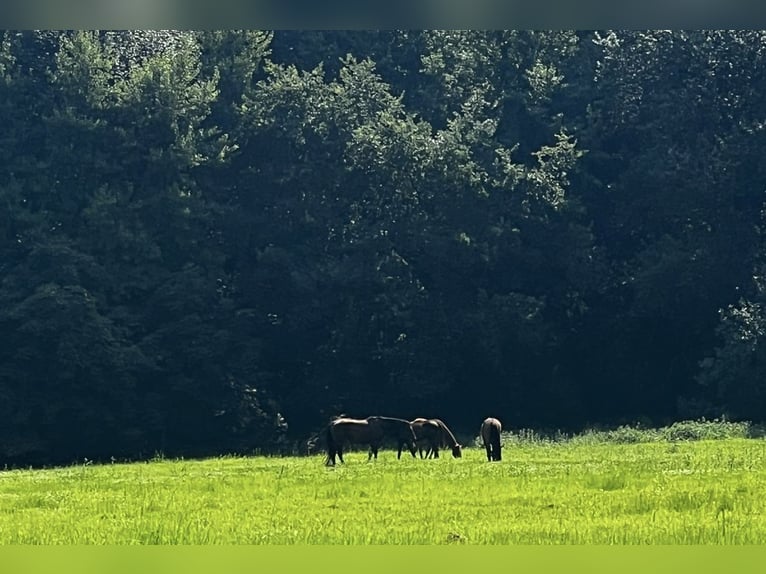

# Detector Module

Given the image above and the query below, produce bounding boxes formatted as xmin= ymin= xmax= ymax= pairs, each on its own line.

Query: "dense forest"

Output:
xmin=2 ymin=30 xmax=766 ymax=466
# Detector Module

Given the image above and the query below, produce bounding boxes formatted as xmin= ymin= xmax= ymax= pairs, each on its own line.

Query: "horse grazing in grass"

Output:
xmin=480 ymin=417 xmax=502 ymax=461
xmin=324 ymin=416 xmax=417 ymax=466
xmin=411 ymin=418 xmax=462 ymax=459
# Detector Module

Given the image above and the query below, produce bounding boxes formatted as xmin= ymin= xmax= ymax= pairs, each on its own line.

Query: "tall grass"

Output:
xmin=0 ymin=421 xmax=765 ymax=544
xmin=482 ymin=417 xmax=754 ymax=447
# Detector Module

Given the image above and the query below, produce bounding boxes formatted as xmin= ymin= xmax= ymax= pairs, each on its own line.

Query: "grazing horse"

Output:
xmin=411 ymin=418 xmax=462 ymax=459
xmin=324 ymin=416 xmax=417 ymax=466
xmin=480 ymin=417 xmax=502 ymax=461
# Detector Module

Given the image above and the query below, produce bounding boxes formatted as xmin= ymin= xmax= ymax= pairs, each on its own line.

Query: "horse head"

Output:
xmin=407 ymin=423 xmax=419 ymax=457
xmin=407 ymin=438 xmax=418 ymax=457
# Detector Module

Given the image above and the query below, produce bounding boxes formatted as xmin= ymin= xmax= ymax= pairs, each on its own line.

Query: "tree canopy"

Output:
xmin=2 ymin=30 xmax=765 ymax=466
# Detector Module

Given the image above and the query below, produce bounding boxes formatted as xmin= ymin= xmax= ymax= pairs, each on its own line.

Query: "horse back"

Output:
xmin=330 ymin=417 xmax=374 ymax=442
xmin=481 ymin=417 xmax=502 ymax=441
xmin=368 ymin=416 xmax=416 ymax=439
xmin=411 ymin=418 xmax=440 ymax=438
xmin=333 ymin=417 xmax=368 ymax=426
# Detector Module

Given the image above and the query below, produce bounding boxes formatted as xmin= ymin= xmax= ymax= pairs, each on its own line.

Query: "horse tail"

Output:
xmin=490 ymin=420 xmax=502 ymax=461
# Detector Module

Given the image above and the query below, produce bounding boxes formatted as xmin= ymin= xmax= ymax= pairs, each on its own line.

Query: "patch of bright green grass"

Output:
xmin=1 ymin=436 xmax=766 ymax=543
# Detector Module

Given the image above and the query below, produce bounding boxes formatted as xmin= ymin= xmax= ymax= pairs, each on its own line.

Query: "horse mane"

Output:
xmin=433 ymin=418 xmax=460 ymax=447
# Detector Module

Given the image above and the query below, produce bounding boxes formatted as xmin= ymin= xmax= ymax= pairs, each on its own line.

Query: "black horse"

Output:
xmin=480 ymin=417 xmax=502 ymax=461
xmin=411 ymin=418 xmax=462 ymax=459
xmin=324 ymin=416 xmax=417 ymax=466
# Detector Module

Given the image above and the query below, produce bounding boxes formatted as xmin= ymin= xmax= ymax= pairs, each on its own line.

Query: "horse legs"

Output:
xmin=398 ymin=440 xmax=416 ymax=459
xmin=485 ymin=445 xmax=492 ymax=462
xmin=326 ymin=441 xmax=340 ymax=466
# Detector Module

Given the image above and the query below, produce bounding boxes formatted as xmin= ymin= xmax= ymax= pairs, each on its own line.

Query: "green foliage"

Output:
xmin=5 ymin=30 xmax=766 ymax=465
xmin=0 ymin=30 xmax=282 ymax=465
xmin=661 ymin=419 xmax=751 ymax=442
xmin=479 ymin=419 xmax=752 ymax=449
xmin=697 ymin=292 xmax=766 ymax=421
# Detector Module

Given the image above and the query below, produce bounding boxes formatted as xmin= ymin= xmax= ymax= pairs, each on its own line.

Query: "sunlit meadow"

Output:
xmin=1 ymin=423 xmax=765 ymax=544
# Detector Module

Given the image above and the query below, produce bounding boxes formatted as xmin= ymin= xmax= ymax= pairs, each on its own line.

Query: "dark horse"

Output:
xmin=411 ymin=418 xmax=462 ymax=459
xmin=480 ymin=417 xmax=502 ymax=461
xmin=324 ymin=416 xmax=417 ymax=466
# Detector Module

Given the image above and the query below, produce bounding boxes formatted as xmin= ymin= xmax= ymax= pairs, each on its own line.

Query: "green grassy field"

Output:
xmin=1 ymin=429 xmax=765 ymax=544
